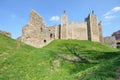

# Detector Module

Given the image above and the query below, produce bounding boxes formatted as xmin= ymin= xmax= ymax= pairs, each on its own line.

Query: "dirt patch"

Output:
xmin=58 ymin=54 xmax=81 ymax=62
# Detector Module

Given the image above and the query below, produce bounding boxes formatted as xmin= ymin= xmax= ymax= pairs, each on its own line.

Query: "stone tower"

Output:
xmin=85 ymin=11 xmax=100 ymax=42
xmin=61 ymin=11 xmax=68 ymax=39
xmin=98 ymin=21 xmax=103 ymax=42
xmin=20 ymin=10 xmax=46 ymax=48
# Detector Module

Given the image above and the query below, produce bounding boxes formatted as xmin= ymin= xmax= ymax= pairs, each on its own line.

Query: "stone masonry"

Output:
xmin=18 ymin=10 xmax=103 ymax=48
xmin=104 ymin=36 xmax=117 ymax=48
xmin=112 ymin=30 xmax=120 ymax=48
xmin=0 ymin=30 xmax=11 ymax=37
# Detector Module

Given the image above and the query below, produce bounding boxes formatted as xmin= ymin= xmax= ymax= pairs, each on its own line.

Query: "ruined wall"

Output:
xmin=20 ymin=10 xmax=52 ymax=48
xmin=112 ymin=30 xmax=120 ymax=40
xmin=112 ymin=30 xmax=120 ymax=48
xmin=21 ymin=24 xmax=42 ymax=48
xmin=52 ymin=25 xmax=61 ymax=39
xmin=30 ymin=10 xmax=45 ymax=29
xmin=20 ymin=10 xmax=60 ymax=48
xmin=104 ymin=36 xmax=117 ymax=48
xmin=47 ymin=25 xmax=59 ymax=40
xmin=0 ymin=30 xmax=11 ymax=37
xmin=67 ymin=22 xmax=88 ymax=40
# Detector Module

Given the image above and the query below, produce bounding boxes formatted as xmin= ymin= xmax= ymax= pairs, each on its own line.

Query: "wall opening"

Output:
xmin=59 ymin=24 xmax=61 ymax=39
xmin=44 ymin=40 xmax=46 ymax=43
xmin=26 ymin=36 xmax=30 ymax=39
xmin=50 ymin=33 xmax=53 ymax=38
xmin=41 ymin=27 xmax=43 ymax=32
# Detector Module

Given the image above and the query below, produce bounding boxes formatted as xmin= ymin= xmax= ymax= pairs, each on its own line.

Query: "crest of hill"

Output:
xmin=45 ymin=40 xmax=118 ymax=52
xmin=0 ymin=33 xmax=117 ymax=52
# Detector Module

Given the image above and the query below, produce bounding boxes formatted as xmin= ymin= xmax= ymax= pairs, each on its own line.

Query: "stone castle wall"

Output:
xmin=61 ymin=11 xmax=88 ymax=40
xmin=20 ymin=10 xmax=56 ymax=48
xmin=98 ymin=21 xmax=104 ymax=42
xmin=112 ymin=30 xmax=120 ymax=48
xmin=19 ymin=10 xmax=103 ymax=48
xmin=0 ymin=30 xmax=11 ymax=37
xmin=104 ymin=36 xmax=117 ymax=48
xmin=67 ymin=22 xmax=88 ymax=40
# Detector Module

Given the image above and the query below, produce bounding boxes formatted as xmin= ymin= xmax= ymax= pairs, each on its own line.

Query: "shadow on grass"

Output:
xmin=59 ymin=43 xmax=120 ymax=63
xmin=68 ymin=51 xmax=120 ymax=77
xmin=64 ymin=45 xmax=89 ymax=63
xmin=59 ymin=44 xmax=120 ymax=75
xmin=95 ymin=52 xmax=120 ymax=60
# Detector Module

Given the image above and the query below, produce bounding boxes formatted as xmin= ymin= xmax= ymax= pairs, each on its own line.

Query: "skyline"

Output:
xmin=0 ymin=0 xmax=120 ymax=39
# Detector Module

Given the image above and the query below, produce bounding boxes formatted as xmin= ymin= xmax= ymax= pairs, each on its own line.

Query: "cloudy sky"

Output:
xmin=0 ymin=0 xmax=120 ymax=38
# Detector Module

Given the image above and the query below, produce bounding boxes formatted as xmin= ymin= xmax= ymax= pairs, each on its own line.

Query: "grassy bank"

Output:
xmin=0 ymin=34 xmax=120 ymax=80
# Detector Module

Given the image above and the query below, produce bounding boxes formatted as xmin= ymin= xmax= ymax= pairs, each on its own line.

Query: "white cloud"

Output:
xmin=104 ymin=15 xmax=115 ymax=19
xmin=50 ymin=16 xmax=60 ymax=21
xmin=104 ymin=12 xmax=111 ymax=16
xmin=104 ymin=13 xmax=115 ymax=20
xmin=104 ymin=6 xmax=120 ymax=20
xmin=112 ymin=6 xmax=120 ymax=12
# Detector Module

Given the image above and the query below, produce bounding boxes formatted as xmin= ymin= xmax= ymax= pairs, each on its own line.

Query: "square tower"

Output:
xmin=61 ymin=11 xmax=68 ymax=39
xmin=85 ymin=11 xmax=100 ymax=42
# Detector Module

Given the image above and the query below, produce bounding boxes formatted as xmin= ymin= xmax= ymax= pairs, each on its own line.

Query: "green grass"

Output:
xmin=0 ymin=34 xmax=120 ymax=80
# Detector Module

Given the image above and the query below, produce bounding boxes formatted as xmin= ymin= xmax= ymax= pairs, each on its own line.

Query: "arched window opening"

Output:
xmin=50 ymin=33 xmax=53 ymax=38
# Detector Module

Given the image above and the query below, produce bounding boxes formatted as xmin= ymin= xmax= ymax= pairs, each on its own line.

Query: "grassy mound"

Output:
xmin=0 ymin=34 xmax=120 ymax=80
xmin=46 ymin=39 xmax=117 ymax=52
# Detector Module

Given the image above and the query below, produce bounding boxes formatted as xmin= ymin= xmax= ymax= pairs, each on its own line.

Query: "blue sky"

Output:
xmin=0 ymin=0 xmax=120 ymax=38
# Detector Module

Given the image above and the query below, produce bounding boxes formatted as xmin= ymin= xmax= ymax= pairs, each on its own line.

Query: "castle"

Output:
xmin=18 ymin=10 xmax=103 ymax=48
